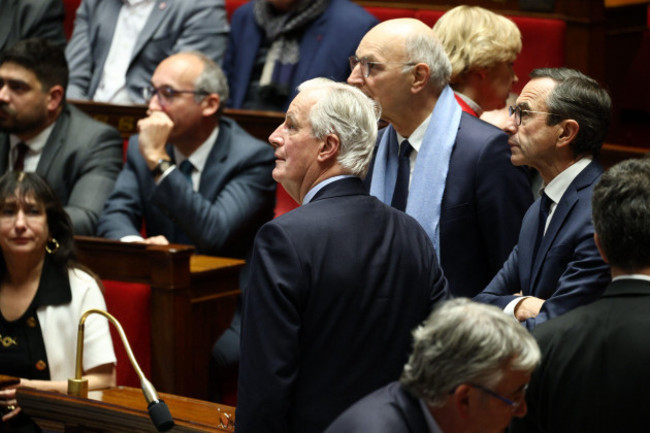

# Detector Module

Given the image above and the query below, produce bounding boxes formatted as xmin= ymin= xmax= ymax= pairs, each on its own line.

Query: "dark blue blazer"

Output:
xmin=96 ymin=117 xmax=275 ymax=259
xmin=236 ymin=178 xmax=449 ymax=433
xmin=324 ymin=382 xmax=430 ymax=433
xmin=368 ymin=113 xmax=533 ymax=298
xmin=474 ymin=160 xmax=611 ymax=330
xmin=223 ymin=0 xmax=378 ymax=110
xmin=511 ymin=279 xmax=650 ymax=433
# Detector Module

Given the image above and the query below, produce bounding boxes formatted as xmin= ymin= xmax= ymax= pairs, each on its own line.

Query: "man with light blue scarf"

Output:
xmin=348 ymin=18 xmax=533 ymax=298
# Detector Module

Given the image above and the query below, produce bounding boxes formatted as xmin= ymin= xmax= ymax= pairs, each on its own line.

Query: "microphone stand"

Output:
xmin=68 ymin=308 xmax=174 ymax=432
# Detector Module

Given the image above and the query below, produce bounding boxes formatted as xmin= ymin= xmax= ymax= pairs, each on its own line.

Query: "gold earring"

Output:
xmin=45 ymin=238 xmax=60 ymax=254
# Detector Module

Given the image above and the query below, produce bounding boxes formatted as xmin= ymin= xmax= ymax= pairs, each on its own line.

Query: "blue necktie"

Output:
xmin=532 ymin=192 xmax=552 ymax=265
xmin=179 ymin=160 xmax=194 ymax=186
xmin=391 ymin=140 xmax=413 ymax=212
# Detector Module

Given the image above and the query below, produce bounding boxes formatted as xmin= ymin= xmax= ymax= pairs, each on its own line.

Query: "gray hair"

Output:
xmin=187 ymin=51 xmax=230 ymax=111
xmin=404 ymin=32 xmax=451 ymax=93
xmin=401 ymin=298 xmax=540 ymax=408
xmin=592 ymin=158 xmax=650 ymax=272
xmin=297 ymin=78 xmax=381 ymax=178
xmin=529 ymin=67 xmax=611 ymax=158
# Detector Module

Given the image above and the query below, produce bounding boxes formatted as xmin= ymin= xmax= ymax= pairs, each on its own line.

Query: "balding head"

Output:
xmin=347 ymin=18 xmax=451 ymax=134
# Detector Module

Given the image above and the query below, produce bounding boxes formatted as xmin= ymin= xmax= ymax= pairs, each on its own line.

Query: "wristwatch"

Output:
xmin=151 ymin=158 xmax=173 ymax=177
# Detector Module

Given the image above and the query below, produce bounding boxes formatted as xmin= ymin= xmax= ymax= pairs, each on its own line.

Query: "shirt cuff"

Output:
xmin=120 ymin=235 xmax=145 ymax=243
xmin=504 ymin=296 xmax=531 ymax=321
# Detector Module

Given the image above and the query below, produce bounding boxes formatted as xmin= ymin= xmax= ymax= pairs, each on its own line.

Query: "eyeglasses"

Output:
xmin=349 ymin=55 xmax=416 ymax=78
xmin=509 ymin=105 xmax=561 ymax=126
xmin=467 ymin=383 xmax=527 ymax=409
xmin=142 ymin=85 xmax=208 ymax=105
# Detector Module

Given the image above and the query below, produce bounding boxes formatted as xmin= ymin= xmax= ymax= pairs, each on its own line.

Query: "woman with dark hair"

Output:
xmin=0 ymin=172 xmax=115 ymax=430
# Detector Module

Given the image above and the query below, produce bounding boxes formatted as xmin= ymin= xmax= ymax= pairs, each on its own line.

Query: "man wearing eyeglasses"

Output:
xmin=96 ymin=51 xmax=276 ymax=383
xmin=347 ymin=19 xmax=533 ymax=299
xmin=324 ymin=299 xmax=540 ymax=433
xmin=474 ymin=68 xmax=611 ymax=330
xmin=511 ymin=158 xmax=650 ymax=433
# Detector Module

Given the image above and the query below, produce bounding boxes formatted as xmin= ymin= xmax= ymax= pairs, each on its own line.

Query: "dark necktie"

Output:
xmin=13 ymin=142 xmax=29 ymax=172
xmin=179 ymin=160 xmax=194 ymax=186
xmin=391 ymin=140 xmax=413 ymax=212
xmin=532 ymin=192 xmax=552 ymax=265
xmin=174 ymin=160 xmax=195 ymax=245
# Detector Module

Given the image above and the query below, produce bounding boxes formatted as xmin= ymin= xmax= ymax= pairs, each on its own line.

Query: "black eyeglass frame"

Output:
xmin=508 ymin=105 xmax=561 ymax=126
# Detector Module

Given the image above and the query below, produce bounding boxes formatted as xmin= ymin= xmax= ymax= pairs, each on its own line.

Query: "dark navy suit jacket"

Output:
xmin=96 ymin=117 xmax=275 ymax=260
xmin=511 ymin=279 xmax=650 ymax=433
xmin=474 ymin=159 xmax=611 ymax=329
xmin=324 ymin=382 xmax=430 ymax=433
xmin=236 ymin=178 xmax=448 ymax=433
xmin=223 ymin=0 xmax=378 ymax=110
xmin=368 ymin=113 xmax=533 ymax=298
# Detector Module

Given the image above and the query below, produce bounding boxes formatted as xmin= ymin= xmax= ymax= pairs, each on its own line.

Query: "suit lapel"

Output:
xmin=198 ymin=119 xmax=231 ymax=196
xmin=36 ymin=106 xmax=70 ymax=178
xmin=529 ymin=160 xmax=602 ymax=291
xmin=131 ymin=0 xmax=172 ymax=62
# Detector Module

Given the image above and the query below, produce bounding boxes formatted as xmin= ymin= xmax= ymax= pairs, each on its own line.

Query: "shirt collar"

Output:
xmin=10 ymin=122 xmax=56 ymax=155
xmin=173 ymin=125 xmax=220 ymax=175
xmin=302 ymin=175 xmax=354 ymax=205
xmin=612 ymin=274 xmax=650 ymax=283
xmin=542 ymin=157 xmax=592 ymax=205
xmin=395 ymin=110 xmax=432 ymax=154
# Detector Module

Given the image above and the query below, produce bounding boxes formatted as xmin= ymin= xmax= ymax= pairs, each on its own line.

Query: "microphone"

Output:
xmin=68 ymin=309 xmax=175 ymax=432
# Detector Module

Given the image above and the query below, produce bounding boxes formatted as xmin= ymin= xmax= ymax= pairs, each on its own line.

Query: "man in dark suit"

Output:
xmin=66 ymin=0 xmax=229 ymax=104
xmin=347 ymin=18 xmax=533 ymax=298
xmin=96 ymin=51 xmax=275 ymax=385
xmin=0 ymin=38 xmax=122 ymax=236
xmin=511 ymin=158 xmax=650 ymax=433
xmin=224 ymin=0 xmax=377 ymax=111
xmin=236 ymin=78 xmax=449 ymax=433
xmin=474 ymin=68 xmax=612 ymax=330
xmin=0 ymin=0 xmax=66 ymax=55
xmin=325 ymin=299 xmax=540 ymax=433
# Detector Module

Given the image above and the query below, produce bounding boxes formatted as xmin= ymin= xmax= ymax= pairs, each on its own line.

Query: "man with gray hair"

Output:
xmin=474 ymin=68 xmax=611 ymax=329
xmin=97 ymin=51 xmax=276 ymax=385
xmin=236 ymin=77 xmax=449 ymax=433
xmin=325 ymin=298 xmax=541 ymax=433
xmin=348 ymin=19 xmax=533 ymax=299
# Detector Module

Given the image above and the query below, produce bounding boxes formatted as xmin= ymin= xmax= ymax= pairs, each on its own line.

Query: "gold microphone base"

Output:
xmin=68 ymin=378 xmax=89 ymax=398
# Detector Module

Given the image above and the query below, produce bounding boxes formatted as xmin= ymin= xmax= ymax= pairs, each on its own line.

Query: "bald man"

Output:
xmin=348 ymin=19 xmax=532 ymax=297
xmin=97 ymin=52 xmax=276 ymax=375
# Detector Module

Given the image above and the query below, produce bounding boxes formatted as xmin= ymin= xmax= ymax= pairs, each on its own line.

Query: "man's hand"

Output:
xmin=138 ymin=111 xmax=174 ymax=169
xmin=514 ymin=297 xmax=545 ymax=322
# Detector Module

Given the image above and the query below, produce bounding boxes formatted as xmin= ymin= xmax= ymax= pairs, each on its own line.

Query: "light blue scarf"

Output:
xmin=369 ymin=85 xmax=461 ymax=256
